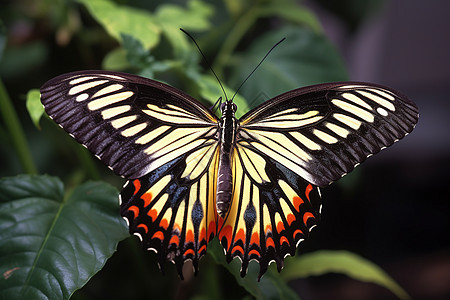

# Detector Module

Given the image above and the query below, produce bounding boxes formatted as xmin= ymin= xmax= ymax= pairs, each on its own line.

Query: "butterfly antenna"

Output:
xmin=231 ymin=37 xmax=286 ymax=102
xmin=180 ymin=28 xmax=229 ymax=102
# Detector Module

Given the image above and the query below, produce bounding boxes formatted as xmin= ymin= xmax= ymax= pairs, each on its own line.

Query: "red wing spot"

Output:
xmin=217 ymin=216 xmax=225 ymax=231
xmin=287 ymin=213 xmax=296 ymax=225
xmin=248 ymin=249 xmax=261 ymax=257
xmin=169 ymin=234 xmax=180 ymax=246
xmin=235 ymin=228 xmax=245 ymax=242
xmin=266 ymin=237 xmax=275 ymax=248
xmin=147 ymin=209 xmax=158 ymax=221
xmin=293 ymin=229 xmax=303 ymax=239
xmin=183 ymin=248 xmax=195 ymax=257
xmin=159 ymin=218 xmax=169 ymax=229
xmin=280 ymin=236 xmax=290 ymax=246
xmin=127 ymin=206 xmax=139 ymax=219
xmin=276 ymin=221 xmax=285 ymax=233
xmin=293 ymin=196 xmax=304 ymax=212
xmin=231 ymin=245 xmax=244 ymax=256
xmin=133 ymin=180 xmax=141 ymax=195
xmin=199 ymin=228 xmax=206 ymax=242
xmin=173 ymin=222 xmax=181 ymax=234
xmin=141 ymin=192 xmax=152 ymax=207
xmin=303 ymin=212 xmax=315 ymax=226
xmin=199 ymin=244 xmax=207 ymax=254
xmin=207 ymin=221 xmax=216 ymax=240
xmin=137 ymin=223 xmax=148 ymax=234
xmin=185 ymin=229 xmax=194 ymax=244
xmin=219 ymin=225 xmax=232 ymax=243
xmin=151 ymin=231 xmax=164 ymax=241
xmin=305 ymin=184 xmax=313 ymax=202
xmin=250 ymin=232 xmax=260 ymax=246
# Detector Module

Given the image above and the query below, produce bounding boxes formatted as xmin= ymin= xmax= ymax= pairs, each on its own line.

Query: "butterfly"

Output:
xmin=40 ymin=70 xmax=418 ymax=279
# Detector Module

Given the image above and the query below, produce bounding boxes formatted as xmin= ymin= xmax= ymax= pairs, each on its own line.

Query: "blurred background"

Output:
xmin=0 ymin=0 xmax=449 ymax=299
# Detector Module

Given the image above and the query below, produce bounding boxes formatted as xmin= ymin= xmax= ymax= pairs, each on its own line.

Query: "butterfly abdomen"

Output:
xmin=216 ymin=101 xmax=238 ymax=217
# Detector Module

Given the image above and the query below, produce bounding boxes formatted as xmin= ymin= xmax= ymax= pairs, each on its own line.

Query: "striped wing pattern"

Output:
xmin=217 ymin=82 xmax=418 ymax=277
xmin=40 ymin=71 xmax=220 ymax=277
xmin=41 ymin=71 xmax=419 ymax=280
xmin=219 ymin=146 xmax=321 ymax=278
xmin=239 ymin=82 xmax=419 ymax=187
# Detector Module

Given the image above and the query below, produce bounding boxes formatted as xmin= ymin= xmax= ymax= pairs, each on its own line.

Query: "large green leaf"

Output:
xmin=26 ymin=89 xmax=44 ymax=130
xmin=281 ymin=250 xmax=411 ymax=300
xmin=207 ymin=239 xmax=300 ymax=300
xmin=228 ymin=26 xmax=348 ymax=118
xmin=0 ymin=175 xmax=129 ymax=300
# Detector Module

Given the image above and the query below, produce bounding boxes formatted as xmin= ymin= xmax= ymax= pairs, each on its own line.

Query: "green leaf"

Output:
xmin=102 ymin=48 xmax=129 ymax=71
xmin=155 ymin=0 xmax=213 ymax=58
xmin=228 ymin=26 xmax=348 ymax=115
xmin=78 ymin=0 xmax=160 ymax=49
xmin=208 ymin=239 xmax=300 ymax=300
xmin=26 ymin=89 xmax=44 ymax=130
xmin=0 ymin=175 xmax=129 ymax=300
xmin=281 ymin=250 xmax=411 ymax=300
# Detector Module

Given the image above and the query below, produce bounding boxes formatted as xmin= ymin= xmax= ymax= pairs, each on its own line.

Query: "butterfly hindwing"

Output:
xmin=239 ymin=82 xmax=419 ymax=187
xmin=120 ymin=144 xmax=219 ymax=277
xmin=218 ymin=145 xmax=321 ymax=278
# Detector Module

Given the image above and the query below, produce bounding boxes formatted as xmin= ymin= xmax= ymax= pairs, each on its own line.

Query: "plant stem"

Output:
xmin=0 ymin=78 xmax=37 ymax=174
xmin=213 ymin=6 xmax=261 ymax=76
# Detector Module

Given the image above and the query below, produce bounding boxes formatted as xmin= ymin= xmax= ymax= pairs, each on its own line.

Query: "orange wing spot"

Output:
xmin=219 ymin=225 xmax=233 ymax=243
xmin=141 ymin=192 xmax=152 ymax=207
xmin=147 ymin=209 xmax=158 ymax=221
xmin=235 ymin=228 xmax=245 ymax=242
xmin=305 ymin=184 xmax=313 ymax=202
xmin=151 ymin=231 xmax=164 ymax=241
xmin=293 ymin=229 xmax=304 ymax=239
xmin=303 ymin=212 xmax=315 ymax=225
xmin=276 ymin=221 xmax=285 ymax=233
xmin=266 ymin=237 xmax=275 ymax=248
xmin=183 ymin=248 xmax=195 ymax=257
xmin=231 ymin=245 xmax=244 ymax=255
xmin=293 ymin=196 xmax=304 ymax=211
xmin=250 ymin=232 xmax=260 ymax=245
xmin=133 ymin=179 xmax=141 ymax=195
xmin=159 ymin=218 xmax=169 ymax=229
xmin=199 ymin=244 xmax=207 ymax=254
xmin=185 ymin=229 xmax=194 ymax=244
xmin=217 ymin=216 xmax=225 ymax=230
xmin=172 ymin=222 xmax=181 ymax=234
xmin=265 ymin=224 xmax=272 ymax=234
xmin=199 ymin=228 xmax=206 ymax=242
xmin=137 ymin=223 xmax=148 ymax=234
xmin=169 ymin=234 xmax=180 ymax=246
xmin=280 ymin=236 xmax=290 ymax=245
xmin=248 ymin=249 xmax=261 ymax=257
xmin=207 ymin=221 xmax=216 ymax=240
xmin=287 ymin=213 xmax=296 ymax=225
xmin=127 ymin=206 xmax=139 ymax=219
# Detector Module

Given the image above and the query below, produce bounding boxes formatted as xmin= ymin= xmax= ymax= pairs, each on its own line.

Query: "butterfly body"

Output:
xmin=216 ymin=100 xmax=238 ymax=216
xmin=40 ymin=70 xmax=418 ymax=279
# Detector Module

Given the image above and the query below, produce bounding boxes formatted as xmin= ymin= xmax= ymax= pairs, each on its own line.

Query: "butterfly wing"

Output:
xmin=219 ymin=82 xmax=418 ymax=278
xmin=40 ymin=70 xmax=220 ymax=277
xmin=239 ymin=82 xmax=419 ymax=187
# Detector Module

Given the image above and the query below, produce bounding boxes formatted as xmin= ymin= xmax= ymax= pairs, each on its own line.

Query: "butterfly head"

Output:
xmin=220 ymin=100 xmax=237 ymax=116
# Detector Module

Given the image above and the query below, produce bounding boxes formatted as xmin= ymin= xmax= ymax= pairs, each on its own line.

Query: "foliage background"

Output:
xmin=1 ymin=0 xmax=449 ymax=299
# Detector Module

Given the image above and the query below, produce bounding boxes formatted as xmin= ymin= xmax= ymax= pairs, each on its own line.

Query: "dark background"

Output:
xmin=299 ymin=0 xmax=450 ymax=299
